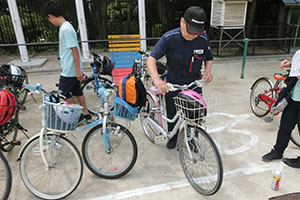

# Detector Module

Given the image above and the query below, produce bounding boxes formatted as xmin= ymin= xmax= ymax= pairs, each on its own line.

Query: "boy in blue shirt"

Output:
xmin=43 ymin=1 xmax=91 ymax=123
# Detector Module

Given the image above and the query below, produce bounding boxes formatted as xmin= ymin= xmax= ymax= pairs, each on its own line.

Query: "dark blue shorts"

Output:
xmin=59 ymin=76 xmax=82 ymax=99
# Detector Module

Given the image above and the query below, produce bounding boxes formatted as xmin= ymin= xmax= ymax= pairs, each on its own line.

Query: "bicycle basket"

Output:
xmin=44 ymin=101 xmax=83 ymax=132
xmin=0 ymin=64 xmax=26 ymax=88
xmin=175 ymin=90 xmax=221 ymax=124
xmin=113 ymin=96 xmax=139 ymax=121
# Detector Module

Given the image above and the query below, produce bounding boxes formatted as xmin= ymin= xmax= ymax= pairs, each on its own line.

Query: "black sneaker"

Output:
xmin=78 ymin=113 xmax=93 ymax=125
xmin=262 ymin=149 xmax=283 ymax=162
xmin=283 ymin=157 xmax=300 ymax=168
xmin=167 ymin=134 xmax=177 ymax=149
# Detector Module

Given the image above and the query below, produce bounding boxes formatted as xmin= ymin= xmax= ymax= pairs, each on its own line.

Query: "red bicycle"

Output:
xmin=250 ymin=70 xmax=300 ymax=147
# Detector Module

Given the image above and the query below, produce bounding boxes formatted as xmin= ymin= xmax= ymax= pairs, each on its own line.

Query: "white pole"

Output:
xmin=138 ymin=0 xmax=147 ymax=51
xmin=7 ymin=0 xmax=30 ymax=62
xmin=75 ymin=0 xmax=90 ymax=59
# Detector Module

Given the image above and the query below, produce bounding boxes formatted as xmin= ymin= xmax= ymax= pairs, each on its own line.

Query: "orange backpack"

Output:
xmin=118 ymin=75 xmax=146 ymax=108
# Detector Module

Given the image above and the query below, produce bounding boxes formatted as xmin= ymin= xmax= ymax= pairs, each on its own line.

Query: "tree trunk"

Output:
xmin=84 ymin=0 xmax=95 ymax=40
xmin=246 ymin=0 xmax=257 ymax=37
xmin=99 ymin=1 xmax=107 ymax=40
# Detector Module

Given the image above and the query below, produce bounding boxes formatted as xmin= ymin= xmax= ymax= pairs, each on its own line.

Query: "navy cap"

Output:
xmin=183 ymin=6 xmax=206 ymax=35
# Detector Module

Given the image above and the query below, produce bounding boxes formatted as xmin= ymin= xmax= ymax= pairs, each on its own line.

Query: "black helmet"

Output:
xmin=92 ymin=56 xmax=114 ymax=76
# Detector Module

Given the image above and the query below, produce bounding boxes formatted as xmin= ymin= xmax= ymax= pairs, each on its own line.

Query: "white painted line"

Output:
xmin=88 ymin=164 xmax=274 ymax=200
xmin=208 ymin=112 xmax=258 ymax=155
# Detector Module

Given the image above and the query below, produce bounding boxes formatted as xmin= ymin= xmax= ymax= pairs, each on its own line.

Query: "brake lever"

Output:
xmin=28 ymin=91 xmax=38 ymax=103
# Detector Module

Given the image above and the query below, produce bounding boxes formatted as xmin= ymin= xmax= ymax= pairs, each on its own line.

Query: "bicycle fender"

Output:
xmin=79 ymin=119 xmax=103 ymax=133
xmin=250 ymin=77 xmax=274 ymax=90
xmin=17 ymin=133 xmax=40 ymax=161
xmin=17 ymin=129 xmax=57 ymax=161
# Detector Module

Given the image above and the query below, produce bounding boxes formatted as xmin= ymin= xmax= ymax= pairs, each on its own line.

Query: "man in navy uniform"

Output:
xmin=147 ymin=6 xmax=213 ymax=149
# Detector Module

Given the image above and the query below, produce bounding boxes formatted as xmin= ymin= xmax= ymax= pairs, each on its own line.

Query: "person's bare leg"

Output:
xmin=64 ymin=97 xmax=76 ymax=104
xmin=75 ymin=95 xmax=89 ymax=115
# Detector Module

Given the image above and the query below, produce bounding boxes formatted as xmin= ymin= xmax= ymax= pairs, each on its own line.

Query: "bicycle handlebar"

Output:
xmin=167 ymin=79 xmax=207 ymax=92
xmin=23 ymin=84 xmax=65 ymax=99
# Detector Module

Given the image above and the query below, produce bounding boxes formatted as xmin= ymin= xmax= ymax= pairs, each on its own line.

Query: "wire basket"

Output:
xmin=113 ymin=96 xmax=139 ymax=121
xmin=0 ymin=64 xmax=26 ymax=88
xmin=44 ymin=101 xmax=83 ymax=132
xmin=174 ymin=91 xmax=221 ymax=123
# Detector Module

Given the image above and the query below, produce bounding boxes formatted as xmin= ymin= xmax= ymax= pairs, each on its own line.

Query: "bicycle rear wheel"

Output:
xmin=250 ymin=77 xmax=274 ymax=117
xmin=179 ymin=126 xmax=223 ymax=195
xmin=0 ymin=151 xmax=12 ymax=200
xmin=291 ymin=128 xmax=300 ymax=148
xmin=139 ymin=92 xmax=160 ymax=142
xmin=19 ymin=133 xmax=83 ymax=200
xmin=81 ymin=76 xmax=113 ymax=115
xmin=82 ymin=122 xmax=138 ymax=179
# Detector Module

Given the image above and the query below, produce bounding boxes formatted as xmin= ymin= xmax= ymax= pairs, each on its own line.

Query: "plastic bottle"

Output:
xmin=271 ymin=167 xmax=283 ymax=191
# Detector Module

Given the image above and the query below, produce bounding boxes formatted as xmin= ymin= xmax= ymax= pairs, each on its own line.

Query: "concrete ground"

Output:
xmin=1 ymin=53 xmax=300 ymax=200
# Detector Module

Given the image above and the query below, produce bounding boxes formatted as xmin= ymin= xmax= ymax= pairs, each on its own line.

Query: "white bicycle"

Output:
xmin=17 ymin=84 xmax=83 ymax=200
xmin=139 ymin=79 xmax=223 ymax=195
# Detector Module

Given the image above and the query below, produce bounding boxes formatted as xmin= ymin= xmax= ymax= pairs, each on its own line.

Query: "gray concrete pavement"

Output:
xmin=2 ymin=53 xmax=300 ymax=200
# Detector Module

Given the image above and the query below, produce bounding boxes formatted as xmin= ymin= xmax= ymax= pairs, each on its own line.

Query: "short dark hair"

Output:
xmin=43 ymin=1 xmax=63 ymax=18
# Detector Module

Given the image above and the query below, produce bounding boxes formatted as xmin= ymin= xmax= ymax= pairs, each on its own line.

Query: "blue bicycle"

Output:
xmin=80 ymin=53 xmax=138 ymax=179
xmin=81 ymin=52 xmax=114 ymax=115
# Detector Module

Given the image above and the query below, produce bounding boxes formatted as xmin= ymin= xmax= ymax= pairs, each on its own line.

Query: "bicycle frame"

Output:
xmin=257 ymin=87 xmax=281 ymax=115
xmin=144 ymin=89 xmax=201 ymax=159
xmin=17 ymin=97 xmax=65 ymax=169
xmin=80 ymin=85 xmax=118 ymax=153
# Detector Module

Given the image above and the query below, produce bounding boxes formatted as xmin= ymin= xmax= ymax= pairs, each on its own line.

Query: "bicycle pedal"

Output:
xmin=11 ymin=140 xmax=21 ymax=145
xmin=264 ymin=117 xmax=273 ymax=123
xmin=154 ymin=136 xmax=167 ymax=145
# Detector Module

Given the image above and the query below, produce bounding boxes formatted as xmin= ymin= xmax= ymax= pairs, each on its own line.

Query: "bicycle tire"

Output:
xmin=178 ymin=126 xmax=223 ymax=195
xmin=139 ymin=92 xmax=160 ymax=142
xmin=291 ymin=128 xmax=300 ymax=148
xmin=1 ymin=112 xmax=19 ymax=152
xmin=0 ymin=151 xmax=12 ymax=200
xmin=19 ymin=133 xmax=83 ymax=200
xmin=82 ymin=122 xmax=138 ymax=179
xmin=16 ymin=71 xmax=29 ymax=105
xmin=81 ymin=76 xmax=113 ymax=115
xmin=250 ymin=77 xmax=274 ymax=117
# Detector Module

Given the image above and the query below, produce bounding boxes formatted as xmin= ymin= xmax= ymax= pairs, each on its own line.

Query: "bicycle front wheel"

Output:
xmin=82 ymin=122 xmax=138 ymax=179
xmin=179 ymin=126 xmax=223 ymax=195
xmin=0 ymin=151 xmax=12 ymax=200
xmin=81 ymin=76 xmax=113 ymax=115
xmin=139 ymin=92 xmax=160 ymax=142
xmin=291 ymin=128 xmax=300 ymax=148
xmin=19 ymin=134 xmax=83 ymax=200
xmin=250 ymin=77 xmax=274 ymax=117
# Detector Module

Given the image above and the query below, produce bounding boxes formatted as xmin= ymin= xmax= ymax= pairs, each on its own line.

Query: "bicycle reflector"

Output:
xmin=0 ymin=90 xmax=17 ymax=125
